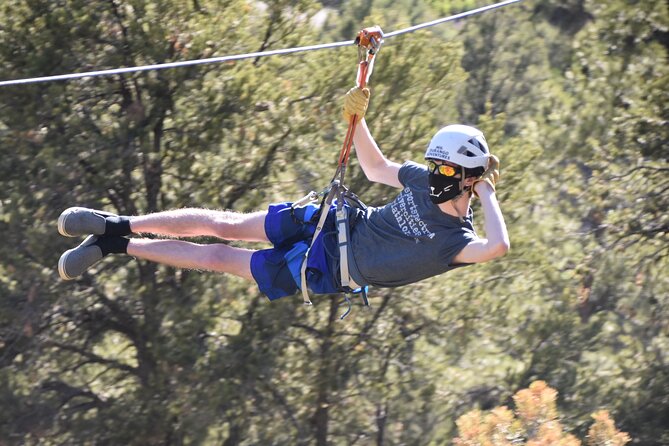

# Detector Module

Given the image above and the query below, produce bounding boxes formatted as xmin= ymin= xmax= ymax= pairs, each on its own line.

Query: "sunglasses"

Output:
xmin=427 ymin=160 xmax=460 ymax=177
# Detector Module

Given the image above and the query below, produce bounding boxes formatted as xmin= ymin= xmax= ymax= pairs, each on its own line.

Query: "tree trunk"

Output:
xmin=313 ymin=296 xmax=339 ymax=446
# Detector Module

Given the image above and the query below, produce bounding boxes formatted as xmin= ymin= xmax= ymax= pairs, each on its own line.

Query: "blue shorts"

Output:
xmin=250 ymin=202 xmax=340 ymax=300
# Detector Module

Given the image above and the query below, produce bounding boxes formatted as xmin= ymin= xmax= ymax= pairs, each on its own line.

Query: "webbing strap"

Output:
xmin=299 ymin=185 xmax=338 ymax=305
xmin=336 ymin=206 xmax=350 ymax=289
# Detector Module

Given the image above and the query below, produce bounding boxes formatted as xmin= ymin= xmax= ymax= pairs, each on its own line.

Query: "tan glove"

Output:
xmin=342 ymin=86 xmax=370 ymax=122
xmin=473 ymin=155 xmax=500 ymax=197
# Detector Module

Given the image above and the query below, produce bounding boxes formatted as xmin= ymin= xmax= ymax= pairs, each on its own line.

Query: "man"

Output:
xmin=58 ymin=87 xmax=509 ymax=300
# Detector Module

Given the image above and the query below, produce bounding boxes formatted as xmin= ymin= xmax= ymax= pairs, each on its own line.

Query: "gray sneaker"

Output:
xmin=58 ymin=235 xmax=103 ymax=280
xmin=58 ymin=207 xmax=117 ymax=237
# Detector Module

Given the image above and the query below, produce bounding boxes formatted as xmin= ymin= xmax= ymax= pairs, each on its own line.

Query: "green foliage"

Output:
xmin=1 ymin=0 xmax=668 ymax=444
xmin=426 ymin=1 xmax=494 ymax=16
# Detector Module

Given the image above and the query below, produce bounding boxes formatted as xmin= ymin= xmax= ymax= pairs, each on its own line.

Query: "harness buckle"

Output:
xmin=292 ymin=190 xmax=319 ymax=208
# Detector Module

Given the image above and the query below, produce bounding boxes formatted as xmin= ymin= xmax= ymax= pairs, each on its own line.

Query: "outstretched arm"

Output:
xmin=352 ymin=118 xmax=403 ymax=188
xmin=342 ymin=87 xmax=402 ymax=188
xmin=452 ymin=181 xmax=510 ymax=264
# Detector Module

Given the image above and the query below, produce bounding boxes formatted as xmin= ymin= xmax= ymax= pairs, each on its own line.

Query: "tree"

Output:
xmin=0 ymin=0 xmax=469 ymax=443
xmin=2 ymin=0 xmax=668 ymax=444
xmin=454 ymin=381 xmax=630 ymax=446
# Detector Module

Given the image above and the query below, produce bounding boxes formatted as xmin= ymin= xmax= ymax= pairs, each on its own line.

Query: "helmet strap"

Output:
xmin=450 ymin=166 xmax=469 ymax=223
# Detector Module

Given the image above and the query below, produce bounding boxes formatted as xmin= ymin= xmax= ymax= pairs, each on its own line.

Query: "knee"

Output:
xmin=213 ymin=211 xmax=267 ymax=242
xmin=213 ymin=217 xmax=242 ymax=240
xmin=203 ymin=244 xmax=231 ymax=271
xmin=209 ymin=211 xmax=238 ymax=239
xmin=203 ymin=244 xmax=253 ymax=280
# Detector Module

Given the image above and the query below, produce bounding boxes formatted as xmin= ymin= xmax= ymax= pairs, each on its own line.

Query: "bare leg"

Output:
xmin=127 ymin=239 xmax=255 ymax=281
xmin=128 ymin=208 xmax=268 ymax=242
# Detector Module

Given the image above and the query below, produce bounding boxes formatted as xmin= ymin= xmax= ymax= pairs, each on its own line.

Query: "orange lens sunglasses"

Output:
xmin=427 ymin=160 xmax=459 ymax=177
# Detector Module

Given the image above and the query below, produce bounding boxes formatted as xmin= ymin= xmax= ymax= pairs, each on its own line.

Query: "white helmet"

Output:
xmin=424 ymin=125 xmax=490 ymax=169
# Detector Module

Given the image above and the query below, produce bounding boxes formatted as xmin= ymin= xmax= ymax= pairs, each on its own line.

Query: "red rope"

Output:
xmin=337 ymin=57 xmax=371 ymax=169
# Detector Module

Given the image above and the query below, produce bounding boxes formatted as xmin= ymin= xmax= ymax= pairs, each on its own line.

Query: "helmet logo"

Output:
xmin=426 ymin=145 xmax=450 ymax=160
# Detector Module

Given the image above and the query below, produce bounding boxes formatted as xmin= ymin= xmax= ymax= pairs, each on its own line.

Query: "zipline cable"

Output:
xmin=0 ymin=40 xmax=354 ymax=87
xmin=384 ymin=0 xmax=521 ymax=38
xmin=0 ymin=0 xmax=522 ymax=87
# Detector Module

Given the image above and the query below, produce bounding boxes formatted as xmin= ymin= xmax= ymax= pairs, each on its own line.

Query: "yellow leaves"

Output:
xmin=513 ymin=380 xmax=559 ymax=424
xmin=454 ymin=381 xmax=630 ymax=446
xmin=454 ymin=410 xmax=488 ymax=445
xmin=454 ymin=407 xmax=521 ymax=446
xmin=586 ymin=411 xmax=631 ymax=446
xmin=526 ymin=424 xmax=579 ymax=446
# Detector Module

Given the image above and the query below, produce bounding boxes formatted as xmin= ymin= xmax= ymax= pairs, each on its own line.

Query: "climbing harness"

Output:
xmin=293 ymin=27 xmax=383 ymax=319
xmin=0 ymin=0 xmax=523 ymax=87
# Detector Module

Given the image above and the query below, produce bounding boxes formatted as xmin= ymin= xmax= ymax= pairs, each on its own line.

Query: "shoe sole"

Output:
xmin=58 ymin=207 xmax=115 ymax=237
xmin=58 ymin=235 xmax=98 ymax=280
xmin=58 ymin=207 xmax=86 ymax=237
xmin=58 ymin=249 xmax=75 ymax=280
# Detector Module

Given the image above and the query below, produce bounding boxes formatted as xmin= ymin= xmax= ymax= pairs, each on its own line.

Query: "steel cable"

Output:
xmin=0 ymin=0 xmax=522 ymax=87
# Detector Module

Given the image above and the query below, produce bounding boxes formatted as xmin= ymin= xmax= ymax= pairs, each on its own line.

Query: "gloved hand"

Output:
xmin=473 ymin=155 xmax=500 ymax=197
xmin=342 ymin=86 xmax=370 ymax=122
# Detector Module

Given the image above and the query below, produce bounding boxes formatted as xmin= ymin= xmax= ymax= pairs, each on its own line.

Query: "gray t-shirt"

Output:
xmin=348 ymin=161 xmax=477 ymax=287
